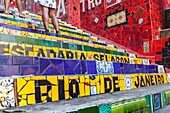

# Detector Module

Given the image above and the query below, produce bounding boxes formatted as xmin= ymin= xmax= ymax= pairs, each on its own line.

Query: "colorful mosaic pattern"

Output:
xmin=0 ymin=79 xmax=15 ymax=109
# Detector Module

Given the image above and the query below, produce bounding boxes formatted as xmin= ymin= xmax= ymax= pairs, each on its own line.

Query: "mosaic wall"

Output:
xmin=0 ymin=79 xmax=15 ymax=109
xmin=0 ymin=73 xmax=167 ymax=109
xmin=164 ymin=0 xmax=170 ymax=9
xmin=67 ymin=90 xmax=170 ymax=113
xmin=80 ymin=0 xmax=153 ymax=55
xmin=0 ymin=54 xmax=161 ymax=76
xmin=0 ymin=0 xmax=169 ymax=111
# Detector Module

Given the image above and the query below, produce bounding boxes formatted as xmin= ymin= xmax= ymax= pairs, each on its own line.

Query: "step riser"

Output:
xmin=0 ymin=74 xmax=167 ymax=109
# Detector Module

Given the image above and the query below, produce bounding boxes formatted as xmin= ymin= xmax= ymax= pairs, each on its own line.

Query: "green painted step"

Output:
xmin=0 ymin=34 xmax=128 ymax=56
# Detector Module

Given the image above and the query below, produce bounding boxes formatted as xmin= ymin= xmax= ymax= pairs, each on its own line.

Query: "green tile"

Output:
xmin=34 ymin=39 xmax=42 ymax=46
xmin=69 ymin=43 xmax=77 ymax=50
xmin=0 ymin=34 xmax=15 ymax=43
xmin=84 ymin=46 xmax=90 ymax=51
xmin=90 ymin=47 xmax=97 ymax=52
xmin=105 ymin=50 xmax=110 ymax=54
xmin=53 ymin=42 xmax=62 ymax=48
xmin=15 ymin=36 xmax=23 ymax=44
xmin=77 ymin=44 xmax=83 ymax=50
xmin=98 ymin=48 xmax=105 ymax=53
xmin=78 ymin=106 xmax=99 ymax=113
xmin=23 ymin=37 xmax=34 ymax=45
xmin=42 ymin=40 xmax=52 ymax=47
xmin=110 ymin=50 xmax=118 ymax=55
xmin=62 ymin=42 xmax=69 ymax=49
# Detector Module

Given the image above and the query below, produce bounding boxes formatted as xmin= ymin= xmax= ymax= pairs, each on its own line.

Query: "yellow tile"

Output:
xmin=64 ymin=76 xmax=69 ymax=91
xmin=27 ymin=95 xmax=36 ymax=105
xmin=58 ymin=48 xmax=66 ymax=59
xmin=17 ymin=78 xmax=27 ymax=92
xmin=79 ymin=76 xmax=85 ymax=97
xmin=31 ymin=76 xmax=46 ymax=80
xmin=19 ymin=99 xmax=27 ymax=106
xmin=86 ymin=52 xmax=94 ymax=60
xmin=100 ymin=75 xmax=104 ymax=94
xmin=25 ymin=44 xmax=34 ymax=56
xmin=40 ymin=86 xmax=47 ymax=94
xmin=58 ymin=76 xmax=64 ymax=80
xmin=52 ymin=86 xmax=59 ymax=101
xmin=84 ymin=76 xmax=90 ymax=96
xmin=17 ymin=81 xmax=35 ymax=95
xmin=47 ymin=76 xmax=58 ymax=85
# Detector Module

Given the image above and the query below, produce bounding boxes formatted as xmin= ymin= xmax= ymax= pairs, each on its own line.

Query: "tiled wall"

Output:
xmin=80 ymin=0 xmax=153 ymax=55
xmin=0 ymin=73 xmax=167 ymax=109
xmin=67 ymin=90 xmax=170 ymax=113
xmin=164 ymin=0 xmax=170 ymax=9
xmin=0 ymin=55 xmax=160 ymax=76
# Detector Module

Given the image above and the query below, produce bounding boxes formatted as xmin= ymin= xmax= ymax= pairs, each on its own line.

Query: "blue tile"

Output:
xmin=96 ymin=61 xmax=114 ymax=74
xmin=20 ymin=65 xmax=39 ymax=75
xmin=13 ymin=56 xmax=33 ymax=65
xmin=49 ymin=59 xmax=65 ymax=75
xmin=64 ymin=60 xmax=81 ymax=75
xmin=144 ymin=65 xmax=149 ymax=73
xmin=40 ymin=58 xmax=51 ymax=73
xmin=113 ymin=62 xmax=121 ymax=74
xmin=33 ymin=57 xmax=39 ymax=65
xmin=81 ymin=60 xmax=88 ymax=74
xmin=41 ymin=64 xmax=62 ymax=75
xmin=0 ymin=55 xmax=12 ymax=65
xmin=0 ymin=65 xmax=19 ymax=76
xmin=86 ymin=61 xmax=97 ymax=74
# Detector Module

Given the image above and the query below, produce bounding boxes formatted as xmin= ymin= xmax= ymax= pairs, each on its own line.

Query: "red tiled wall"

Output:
xmin=164 ymin=0 xmax=170 ymax=9
xmin=150 ymin=0 xmax=164 ymax=39
xmin=80 ymin=0 xmax=153 ymax=55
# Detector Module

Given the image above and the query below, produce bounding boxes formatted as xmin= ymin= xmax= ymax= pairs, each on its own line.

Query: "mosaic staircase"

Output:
xmin=0 ymin=10 xmax=168 ymax=112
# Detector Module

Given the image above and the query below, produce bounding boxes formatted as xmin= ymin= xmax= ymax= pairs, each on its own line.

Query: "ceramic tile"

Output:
xmin=20 ymin=65 xmax=39 ymax=75
xmin=0 ymin=65 xmax=19 ymax=76
xmin=13 ymin=56 xmax=33 ymax=65
xmin=0 ymin=55 xmax=12 ymax=65
xmin=96 ymin=61 xmax=114 ymax=74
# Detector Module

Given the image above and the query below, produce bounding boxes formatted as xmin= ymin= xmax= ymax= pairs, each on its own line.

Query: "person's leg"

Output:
xmin=16 ymin=0 xmax=24 ymax=17
xmin=4 ymin=0 xmax=11 ymax=14
xmin=49 ymin=8 xmax=60 ymax=36
xmin=41 ymin=6 xmax=50 ymax=35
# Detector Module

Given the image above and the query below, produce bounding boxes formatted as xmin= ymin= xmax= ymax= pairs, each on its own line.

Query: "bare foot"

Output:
xmin=4 ymin=11 xmax=9 ymax=15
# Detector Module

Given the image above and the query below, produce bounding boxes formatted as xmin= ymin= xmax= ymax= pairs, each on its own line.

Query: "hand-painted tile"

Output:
xmin=0 ymin=79 xmax=15 ymax=109
xmin=96 ymin=61 xmax=114 ymax=74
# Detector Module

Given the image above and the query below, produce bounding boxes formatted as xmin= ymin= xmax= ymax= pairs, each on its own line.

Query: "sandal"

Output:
xmin=45 ymin=29 xmax=50 ymax=35
xmin=56 ymin=31 xmax=60 ymax=37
